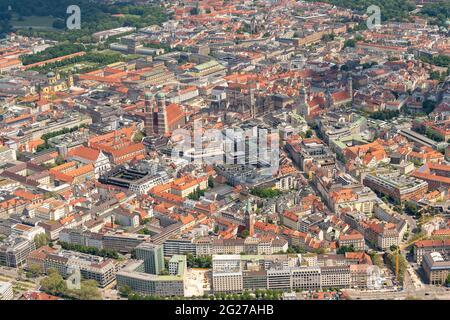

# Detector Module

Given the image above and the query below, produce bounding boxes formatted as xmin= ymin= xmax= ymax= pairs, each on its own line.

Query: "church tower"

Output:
xmin=297 ymin=86 xmax=309 ymax=116
xmin=325 ymin=89 xmax=333 ymax=108
xmin=250 ymin=16 xmax=257 ymax=34
xmin=348 ymin=75 xmax=353 ymax=98
xmin=244 ymin=199 xmax=255 ymax=237
xmin=144 ymin=92 xmax=155 ymax=136
xmin=249 ymin=86 xmax=256 ymax=119
xmin=156 ymin=92 xmax=169 ymax=135
xmin=66 ymin=72 xmax=74 ymax=88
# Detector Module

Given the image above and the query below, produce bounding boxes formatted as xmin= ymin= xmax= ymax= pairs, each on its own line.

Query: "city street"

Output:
xmin=344 ymin=286 xmax=450 ymax=300
xmin=0 ymin=267 xmax=40 ymax=299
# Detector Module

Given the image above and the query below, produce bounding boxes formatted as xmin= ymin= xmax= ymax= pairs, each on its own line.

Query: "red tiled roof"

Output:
xmin=67 ymin=146 xmax=100 ymax=162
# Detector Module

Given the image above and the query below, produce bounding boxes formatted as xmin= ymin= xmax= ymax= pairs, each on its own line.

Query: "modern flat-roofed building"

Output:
xmin=291 ymin=267 xmax=322 ymax=291
xmin=11 ymin=224 xmax=45 ymax=241
xmin=285 ymin=138 xmax=335 ymax=172
xmin=163 ymin=238 xmax=196 ymax=256
xmin=267 ymin=269 xmax=292 ymax=290
xmin=135 ymin=242 xmax=165 ymax=275
xmin=102 ymin=232 xmax=150 ymax=253
xmin=212 ymin=254 xmax=244 ymax=293
xmin=116 ymin=259 xmax=185 ymax=297
xmin=422 ymin=251 xmax=450 ymax=285
xmin=168 ymin=255 xmax=187 ymax=276
xmin=243 ymin=270 xmax=268 ymax=291
xmin=60 ymin=229 xmax=151 ymax=253
xmin=43 ymin=250 xmax=117 ymax=287
xmin=363 ymin=172 xmax=428 ymax=202
xmin=99 ymin=166 xmax=168 ymax=195
xmin=320 ymin=266 xmax=351 ymax=289
xmin=211 ymin=253 xmax=376 ymax=293
xmin=212 ymin=254 xmax=242 ymax=273
xmin=212 ymin=271 xmax=244 ymax=293
xmin=0 ymin=235 xmax=36 ymax=267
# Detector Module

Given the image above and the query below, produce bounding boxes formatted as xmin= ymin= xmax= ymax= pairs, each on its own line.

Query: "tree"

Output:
xmin=337 ymin=245 xmax=355 ymax=254
xmin=52 ymin=19 xmax=66 ymax=29
xmin=313 ymin=248 xmax=326 ymax=254
xmin=138 ymin=228 xmax=151 ymax=235
xmin=40 ymin=268 xmax=67 ymax=297
xmin=421 ymin=2 xmax=450 ymax=28
xmin=119 ymin=284 xmax=132 ymax=297
xmin=190 ymin=7 xmax=200 ymax=15
xmin=133 ymin=131 xmax=145 ymax=143
xmin=208 ymin=176 xmax=215 ymax=188
xmin=422 ymin=100 xmax=437 ymax=114
xmin=241 ymin=230 xmax=250 ymax=238
xmin=305 ymin=129 xmax=313 ymax=138
xmin=159 ymin=269 xmax=170 ymax=275
xmin=414 ymin=124 xmax=444 ymax=142
xmin=286 ymin=245 xmax=307 ymax=254
xmin=55 ymin=155 xmax=65 ymax=165
xmin=188 ymin=186 xmax=205 ymax=200
xmin=59 ymin=241 xmax=119 ymax=259
xmin=321 ymin=33 xmax=335 ymax=42
xmin=369 ymin=110 xmax=399 ymax=120
xmin=336 ymin=152 xmax=346 ymax=164
xmin=26 ymin=263 xmax=44 ymax=278
xmin=446 ymin=274 xmax=450 ymax=286
xmin=250 ymin=187 xmax=282 ymax=199
xmin=34 ymin=233 xmax=50 ymax=248
xmin=344 ymin=39 xmax=356 ymax=48
xmin=404 ymin=201 xmax=419 ymax=217
xmin=186 ymin=254 xmax=212 ymax=268
xmin=369 ymin=252 xmax=384 ymax=269
xmin=387 ymin=252 xmax=407 ymax=283
xmin=76 ymin=280 xmax=102 ymax=300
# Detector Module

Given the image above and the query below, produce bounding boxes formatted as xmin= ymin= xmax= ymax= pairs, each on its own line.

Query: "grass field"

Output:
xmin=11 ymin=15 xmax=56 ymax=31
xmin=58 ymin=62 xmax=98 ymax=73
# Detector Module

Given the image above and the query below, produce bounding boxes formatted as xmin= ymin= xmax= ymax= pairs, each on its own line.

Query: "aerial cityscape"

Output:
xmin=0 ymin=0 xmax=449 ymax=304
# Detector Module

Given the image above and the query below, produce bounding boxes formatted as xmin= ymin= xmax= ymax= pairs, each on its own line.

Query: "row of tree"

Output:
xmin=369 ymin=110 xmax=399 ymax=121
xmin=37 ymin=126 xmax=84 ymax=153
xmin=337 ymin=245 xmax=355 ymax=255
xmin=29 ymin=50 xmax=125 ymax=75
xmin=120 ymin=287 xmax=284 ymax=301
xmin=414 ymin=124 xmax=444 ymax=142
xmin=250 ymin=187 xmax=282 ymax=199
xmin=20 ymin=43 xmax=85 ymax=65
xmin=188 ymin=186 xmax=206 ymax=201
xmin=59 ymin=241 xmax=119 ymax=259
xmin=286 ymin=245 xmax=307 ymax=254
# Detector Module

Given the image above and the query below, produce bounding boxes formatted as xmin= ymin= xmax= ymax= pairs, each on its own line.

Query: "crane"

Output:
xmin=394 ymin=234 xmax=427 ymax=282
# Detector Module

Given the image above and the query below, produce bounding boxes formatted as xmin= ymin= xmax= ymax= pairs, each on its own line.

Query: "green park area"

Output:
xmin=11 ymin=14 xmax=56 ymax=31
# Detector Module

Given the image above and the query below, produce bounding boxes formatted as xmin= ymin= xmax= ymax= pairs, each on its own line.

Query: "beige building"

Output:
xmin=212 ymin=272 xmax=244 ymax=293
